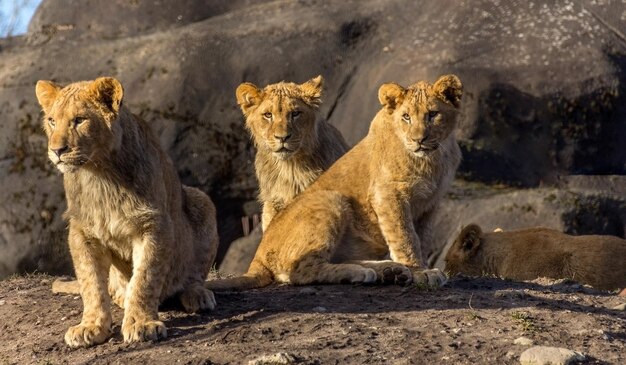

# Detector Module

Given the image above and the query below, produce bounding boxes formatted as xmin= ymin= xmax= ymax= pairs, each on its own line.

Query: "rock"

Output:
xmin=519 ymin=346 xmax=585 ymax=365
xmin=219 ymin=226 xmax=262 ymax=275
xmin=613 ymin=303 xmax=626 ymax=311
xmin=514 ymin=337 xmax=535 ymax=346
xmin=248 ymin=353 xmax=297 ymax=365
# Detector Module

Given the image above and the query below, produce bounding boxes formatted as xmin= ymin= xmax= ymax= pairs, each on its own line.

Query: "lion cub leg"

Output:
xmin=121 ymin=233 xmax=170 ymax=343
xmin=64 ymin=226 xmax=113 ymax=348
xmin=283 ymin=191 xmax=377 ymax=285
xmin=178 ymin=186 xmax=218 ymax=313
xmin=371 ymin=189 xmax=447 ymax=288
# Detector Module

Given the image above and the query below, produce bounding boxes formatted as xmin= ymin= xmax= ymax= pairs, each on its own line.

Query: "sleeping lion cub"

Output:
xmin=36 ymin=77 xmax=219 ymax=347
xmin=237 ymin=75 xmax=349 ymax=230
xmin=445 ymin=224 xmax=626 ymax=291
xmin=207 ymin=75 xmax=462 ymax=289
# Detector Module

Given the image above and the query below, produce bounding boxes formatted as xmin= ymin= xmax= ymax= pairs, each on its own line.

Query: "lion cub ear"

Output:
xmin=300 ymin=75 xmax=323 ymax=107
xmin=458 ymin=224 xmax=482 ymax=256
xmin=378 ymin=83 xmax=405 ymax=113
xmin=236 ymin=82 xmax=262 ymax=115
xmin=35 ymin=80 xmax=62 ymax=112
xmin=90 ymin=77 xmax=124 ymax=113
xmin=433 ymin=74 xmax=462 ymax=108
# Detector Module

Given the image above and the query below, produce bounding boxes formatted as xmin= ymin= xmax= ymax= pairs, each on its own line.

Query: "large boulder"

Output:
xmin=0 ymin=0 xmax=625 ymax=277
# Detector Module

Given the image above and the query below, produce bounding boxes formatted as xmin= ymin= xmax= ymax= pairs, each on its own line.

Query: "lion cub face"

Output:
xmin=378 ymin=75 xmax=462 ymax=157
xmin=444 ymin=224 xmax=483 ymax=276
xmin=36 ymin=77 xmax=124 ymax=173
xmin=236 ymin=76 xmax=323 ymax=160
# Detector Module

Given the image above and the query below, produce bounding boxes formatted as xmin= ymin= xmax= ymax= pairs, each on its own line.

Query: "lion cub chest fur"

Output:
xmin=236 ymin=76 xmax=349 ymax=230
xmin=445 ymin=224 xmax=626 ymax=290
xmin=65 ymin=171 xmax=158 ymax=261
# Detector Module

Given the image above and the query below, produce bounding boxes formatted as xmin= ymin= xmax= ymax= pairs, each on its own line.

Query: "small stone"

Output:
xmin=519 ymin=346 xmax=585 ymax=365
xmin=248 ymin=353 xmax=296 ymax=365
xmin=514 ymin=337 xmax=534 ymax=346
xmin=0 ymin=300 xmax=5 ymax=305
xmin=612 ymin=303 xmax=626 ymax=311
xmin=312 ymin=306 xmax=327 ymax=313
xmin=494 ymin=289 xmax=527 ymax=299
xmin=299 ymin=287 xmax=317 ymax=295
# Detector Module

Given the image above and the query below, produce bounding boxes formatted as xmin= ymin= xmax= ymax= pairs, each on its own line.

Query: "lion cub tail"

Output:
xmin=206 ymin=262 xmax=273 ymax=291
xmin=51 ymin=278 xmax=81 ymax=294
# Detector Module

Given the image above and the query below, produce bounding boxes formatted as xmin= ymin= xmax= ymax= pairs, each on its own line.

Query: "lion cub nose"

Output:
xmin=274 ymin=134 xmax=291 ymax=143
xmin=51 ymin=145 xmax=69 ymax=157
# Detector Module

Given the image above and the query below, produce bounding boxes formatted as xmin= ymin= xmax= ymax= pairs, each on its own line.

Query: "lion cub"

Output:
xmin=236 ymin=76 xmax=349 ymax=230
xmin=445 ymin=224 xmax=626 ymax=291
xmin=36 ymin=77 xmax=219 ymax=347
xmin=208 ymin=75 xmax=462 ymax=290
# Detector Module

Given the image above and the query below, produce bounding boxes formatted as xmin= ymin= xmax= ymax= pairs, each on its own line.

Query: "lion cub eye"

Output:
xmin=402 ymin=113 xmax=411 ymax=123
xmin=428 ymin=111 xmax=439 ymax=120
xmin=291 ymin=111 xmax=302 ymax=119
xmin=263 ymin=112 xmax=272 ymax=120
xmin=48 ymin=117 xmax=56 ymax=128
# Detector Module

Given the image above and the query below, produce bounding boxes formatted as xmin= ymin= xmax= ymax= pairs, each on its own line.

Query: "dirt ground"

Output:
xmin=0 ymin=274 xmax=624 ymax=365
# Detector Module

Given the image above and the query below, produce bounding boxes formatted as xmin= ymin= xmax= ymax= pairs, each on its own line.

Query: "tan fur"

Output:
xmin=236 ymin=76 xmax=349 ymax=230
xmin=445 ymin=224 xmax=626 ymax=291
xmin=208 ymin=75 xmax=462 ymax=290
xmin=36 ymin=77 xmax=219 ymax=347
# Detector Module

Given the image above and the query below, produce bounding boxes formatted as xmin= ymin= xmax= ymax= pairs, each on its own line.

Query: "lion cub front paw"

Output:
xmin=64 ymin=323 xmax=112 ymax=348
xmin=380 ymin=263 xmax=412 ymax=285
xmin=412 ymin=268 xmax=448 ymax=288
xmin=122 ymin=318 xmax=167 ymax=343
xmin=179 ymin=285 xmax=216 ymax=313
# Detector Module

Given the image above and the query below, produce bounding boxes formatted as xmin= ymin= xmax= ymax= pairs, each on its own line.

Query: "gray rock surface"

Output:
xmin=519 ymin=346 xmax=585 ymax=365
xmin=0 ymin=0 xmax=625 ymax=277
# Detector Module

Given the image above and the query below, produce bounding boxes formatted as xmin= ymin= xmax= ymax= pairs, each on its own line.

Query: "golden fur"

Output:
xmin=445 ymin=224 xmax=626 ymax=291
xmin=36 ymin=77 xmax=219 ymax=347
xmin=236 ymin=76 xmax=349 ymax=230
xmin=207 ymin=75 xmax=463 ymax=290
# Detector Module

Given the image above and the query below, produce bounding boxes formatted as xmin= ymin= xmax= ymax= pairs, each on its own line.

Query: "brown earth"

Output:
xmin=0 ymin=274 xmax=624 ymax=365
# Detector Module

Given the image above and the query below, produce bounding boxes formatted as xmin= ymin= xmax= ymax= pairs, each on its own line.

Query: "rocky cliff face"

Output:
xmin=0 ymin=0 xmax=625 ymax=277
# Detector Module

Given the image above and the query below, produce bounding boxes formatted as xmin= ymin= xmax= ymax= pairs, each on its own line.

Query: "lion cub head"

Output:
xmin=236 ymin=76 xmax=324 ymax=160
xmin=378 ymin=74 xmax=462 ymax=157
xmin=444 ymin=224 xmax=484 ymax=276
xmin=36 ymin=77 xmax=124 ymax=173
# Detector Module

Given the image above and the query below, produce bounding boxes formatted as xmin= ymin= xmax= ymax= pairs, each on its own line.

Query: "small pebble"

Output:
xmin=519 ymin=346 xmax=585 ymax=365
xmin=611 ymin=303 xmax=626 ymax=311
xmin=514 ymin=336 xmax=534 ymax=346
xmin=494 ymin=289 xmax=527 ymax=299
xmin=299 ymin=287 xmax=317 ymax=295
xmin=0 ymin=300 xmax=5 ymax=305
xmin=248 ymin=352 xmax=296 ymax=365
